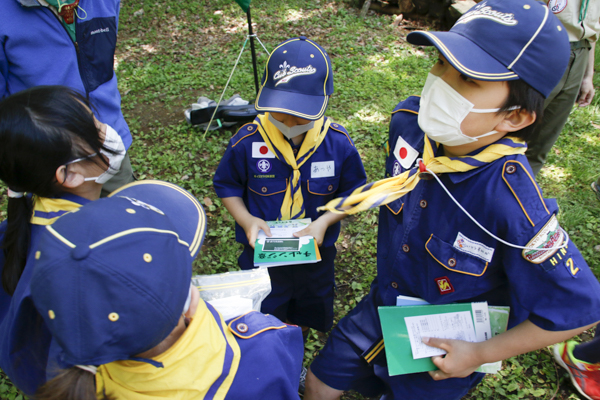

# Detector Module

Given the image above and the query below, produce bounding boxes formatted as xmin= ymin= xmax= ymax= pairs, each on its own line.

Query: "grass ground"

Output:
xmin=1 ymin=0 xmax=600 ymax=399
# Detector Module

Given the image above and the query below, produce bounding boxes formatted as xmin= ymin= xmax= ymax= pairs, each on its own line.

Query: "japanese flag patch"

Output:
xmin=393 ymin=137 xmax=418 ymax=170
xmin=252 ymin=142 xmax=275 ymax=158
xmin=522 ymin=215 xmax=565 ymax=264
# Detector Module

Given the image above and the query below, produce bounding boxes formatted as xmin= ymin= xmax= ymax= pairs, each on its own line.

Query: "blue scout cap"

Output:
xmin=255 ymin=36 xmax=334 ymax=120
xmin=407 ymin=0 xmax=569 ymax=98
xmin=31 ymin=180 xmax=207 ymax=367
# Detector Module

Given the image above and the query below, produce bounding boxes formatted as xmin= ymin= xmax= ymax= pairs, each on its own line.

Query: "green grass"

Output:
xmin=1 ymin=0 xmax=600 ymax=398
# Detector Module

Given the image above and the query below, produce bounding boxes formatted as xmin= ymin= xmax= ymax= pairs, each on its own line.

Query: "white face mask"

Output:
xmin=418 ymin=73 xmax=519 ymax=147
xmin=67 ymin=124 xmax=126 ymax=184
xmin=268 ymin=113 xmax=315 ymax=139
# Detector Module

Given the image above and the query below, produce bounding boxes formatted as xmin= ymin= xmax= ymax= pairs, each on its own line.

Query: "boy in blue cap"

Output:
xmin=30 ymin=180 xmax=304 ymax=400
xmin=213 ymin=37 xmax=367 ymax=346
xmin=304 ymin=0 xmax=600 ymax=399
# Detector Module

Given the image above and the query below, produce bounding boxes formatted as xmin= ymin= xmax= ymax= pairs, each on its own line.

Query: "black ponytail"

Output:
xmin=2 ymin=196 xmax=33 ymax=295
xmin=35 ymin=367 xmax=112 ymax=400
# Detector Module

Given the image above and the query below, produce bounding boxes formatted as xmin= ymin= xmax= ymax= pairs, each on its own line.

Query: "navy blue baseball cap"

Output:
xmin=31 ymin=180 xmax=207 ymax=367
xmin=407 ymin=0 xmax=569 ymax=98
xmin=255 ymin=36 xmax=334 ymax=120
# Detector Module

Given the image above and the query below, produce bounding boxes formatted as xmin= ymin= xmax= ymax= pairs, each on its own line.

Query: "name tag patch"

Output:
xmin=394 ymin=137 xmax=418 ymax=170
xmin=311 ymin=161 xmax=335 ymax=178
xmin=453 ymin=232 xmax=494 ymax=263
xmin=522 ymin=215 xmax=565 ymax=264
xmin=252 ymin=142 xmax=275 ymax=158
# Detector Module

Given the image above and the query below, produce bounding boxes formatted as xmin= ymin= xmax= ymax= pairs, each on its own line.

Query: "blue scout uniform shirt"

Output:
xmin=213 ymin=117 xmax=367 ymax=247
xmin=379 ymin=96 xmax=600 ymax=331
xmin=0 ymin=193 xmax=91 ymax=396
xmin=0 ymin=0 xmax=132 ymax=149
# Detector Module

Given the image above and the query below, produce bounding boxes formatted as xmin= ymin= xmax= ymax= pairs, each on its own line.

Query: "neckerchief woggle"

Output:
xmin=318 ymin=135 xmax=527 ymax=215
xmin=255 ymin=113 xmax=330 ymax=220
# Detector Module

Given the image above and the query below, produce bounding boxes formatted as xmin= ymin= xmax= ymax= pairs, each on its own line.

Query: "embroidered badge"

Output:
xmin=457 ymin=1 xmax=518 ymax=26
xmin=547 ymin=0 xmax=567 ymax=14
xmin=311 ymin=161 xmax=335 ymax=178
xmin=522 ymin=215 xmax=565 ymax=264
xmin=393 ymin=136 xmax=418 ymax=170
xmin=273 ymin=61 xmax=317 ymax=86
xmin=453 ymin=232 xmax=494 ymax=263
xmin=564 ymin=257 xmax=580 ymax=278
xmin=257 ymin=159 xmax=272 ymax=174
xmin=118 ymin=196 xmax=165 ymax=215
xmin=435 ymin=277 xmax=455 ymax=295
xmin=392 ymin=161 xmax=402 ymax=177
xmin=252 ymin=142 xmax=275 ymax=158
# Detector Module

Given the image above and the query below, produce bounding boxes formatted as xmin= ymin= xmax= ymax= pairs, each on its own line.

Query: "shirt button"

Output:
xmin=247 ymin=126 xmax=254 ymax=132
xmin=419 ymin=200 xmax=427 ymax=208
xmin=328 ymin=184 xmax=333 ymax=191
xmin=506 ymin=165 xmax=516 ymax=174
xmin=391 ymin=282 xmax=399 ymax=289
xmin=402 ymin=244 xmax=410 ymax=253
xmin=448 ymin=258 xmax=457 ymax=267
xmin=332 ymin=123 xmax=338 ymax=128
xmin=293 ymin=148 xmax=298 ymax=155
xmin=261 ymin=187 xmax=267 ymax=193
xmin=236 ymin=323 xmax=249 ymax=333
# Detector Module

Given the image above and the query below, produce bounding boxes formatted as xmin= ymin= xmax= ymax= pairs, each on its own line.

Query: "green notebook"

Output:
xmin=253 ymin=218 xmax=322 ymax=267
xmin=378 ymin=302 xmax=509 ymax=376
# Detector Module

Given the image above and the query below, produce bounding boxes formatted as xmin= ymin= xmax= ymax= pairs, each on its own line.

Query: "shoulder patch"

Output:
xmin=231 ymin=123 xmax=258 ymax=148
xmin=522 ymin=215 xmax=565 ymax=264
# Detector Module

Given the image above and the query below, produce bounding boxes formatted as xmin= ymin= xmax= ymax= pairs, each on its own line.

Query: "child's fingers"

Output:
xmin=260 ymin=221 xmax=272 ymax=237
xmin=293 ymin=227 xmax=309 ymax=237
xmin=422 ymin=336 xmax=451 ymax=352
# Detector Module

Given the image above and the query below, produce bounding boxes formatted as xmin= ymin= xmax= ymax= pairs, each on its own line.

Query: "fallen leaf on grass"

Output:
xmin=204 ymin=197 xmax=213 ymax=206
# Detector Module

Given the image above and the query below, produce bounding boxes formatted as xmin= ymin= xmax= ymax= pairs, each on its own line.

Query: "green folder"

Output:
xmin=378 ymin=303 xmax=509 ymax=376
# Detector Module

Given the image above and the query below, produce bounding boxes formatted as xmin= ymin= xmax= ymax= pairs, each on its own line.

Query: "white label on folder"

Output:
xmin=311 ymin=161 xmax=335 ymax=178
xmin=405 ymin=311 xmax=477 ymax=359
xmin=453 ymin=232 xmax=494 ymax=262
xmin=471 ymin=302 xmax=492 ymax=342
xmin=252 ymin=142 xmax=275 ymax=158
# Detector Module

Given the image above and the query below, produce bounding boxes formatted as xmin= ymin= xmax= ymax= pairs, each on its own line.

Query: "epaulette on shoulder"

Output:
xmin=328 ymin=121 xmax=354 ymax=146
xmin=231 ymin=122 xmax=259 ymax=148
xmin=392 ymin=95 xmax=420 ymax=116
xmin=501 ymin=159 xmax=552 ymax=227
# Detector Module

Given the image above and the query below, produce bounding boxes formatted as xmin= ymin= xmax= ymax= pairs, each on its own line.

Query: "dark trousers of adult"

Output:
xmin=525 ymin=40 xmax=590 ymax=176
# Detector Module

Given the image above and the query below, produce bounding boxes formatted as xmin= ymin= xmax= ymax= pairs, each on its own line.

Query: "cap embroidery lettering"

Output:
xmin=274 ymin=61 xmax=317 ymax=86
xmin=457 ymin=2 xmax=518 ymax=26
xmin=435 ymin=276 xmax=455 ymax=294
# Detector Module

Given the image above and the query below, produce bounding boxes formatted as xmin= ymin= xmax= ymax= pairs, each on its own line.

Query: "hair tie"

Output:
xmin=75 ymin=365 xmax=98 ymax=375
xmin=7 ymin=189 xmax=24 ymax=199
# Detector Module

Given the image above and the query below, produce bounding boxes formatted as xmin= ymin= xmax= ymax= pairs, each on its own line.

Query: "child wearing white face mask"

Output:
xmin=0 ymin=85 xmax=124 ymax=396
xmin=213 ymin=37 xmax=367 ymax=386
xmin=304 ymin=0 xmax=600 ymax=399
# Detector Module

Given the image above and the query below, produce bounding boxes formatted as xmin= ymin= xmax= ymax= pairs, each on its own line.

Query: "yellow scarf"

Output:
xmin=319 ymin=135 xmax=527 ymax=215
xmin=96 ymin=300 xmax=241 ymax=400
xmin=256 ymin=113 xmax=330 ymax=220
xmin=30 ymin=195 xmax=86 ymax=225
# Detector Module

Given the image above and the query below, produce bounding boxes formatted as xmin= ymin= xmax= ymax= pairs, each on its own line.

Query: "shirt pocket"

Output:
xmin=307 ymin=177 xmax=339 ymax=196
xmin=425 ymin=234 xmax=489 ymax=277
xmin=246 ymin=178 xmax=288 ymax=219
xmin=424 ymin=234 xmax=494 ymax=301
xmin=76 ymin=17 xmax=117 ymax=92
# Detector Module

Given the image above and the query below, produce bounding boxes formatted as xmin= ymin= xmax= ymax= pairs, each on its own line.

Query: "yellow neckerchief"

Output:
xmin=30 ymin=195 xmax=87 ymax=225
xmin=255 ymin=113 xmax=330 ymax=220
xmin=96 ymin=300 xmax=241 ymax=400
xmin=319 ymin=135 xmax=527 ymax=215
